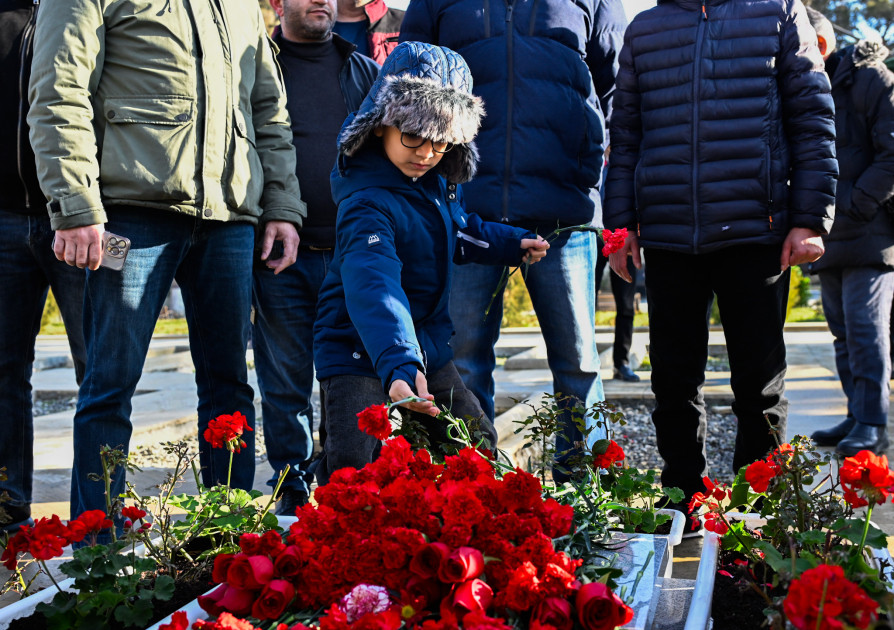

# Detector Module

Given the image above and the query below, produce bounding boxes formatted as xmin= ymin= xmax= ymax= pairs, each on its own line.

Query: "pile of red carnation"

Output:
xmin=199 ymin=436 xmax=633 ymax=630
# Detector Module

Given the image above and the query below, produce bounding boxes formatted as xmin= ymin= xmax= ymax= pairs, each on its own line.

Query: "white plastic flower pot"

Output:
xmin=683 ymin=531 xmax=721 ymax=630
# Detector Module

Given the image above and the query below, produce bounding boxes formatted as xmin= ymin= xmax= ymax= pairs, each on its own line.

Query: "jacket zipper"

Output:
xmin=17 ymin=0 xmax=39 ymax=210
xmin=501 ymin=0 xmax=515 ymax=222
xmin=690 ymin=4 xmax=707 ymax=252
xmin=765 ymin=143 xmax=773 ymax=230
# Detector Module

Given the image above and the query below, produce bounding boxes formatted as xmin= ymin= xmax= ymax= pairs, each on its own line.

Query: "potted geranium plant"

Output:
xmin=689 ymin=435 xmax=894 ymax=629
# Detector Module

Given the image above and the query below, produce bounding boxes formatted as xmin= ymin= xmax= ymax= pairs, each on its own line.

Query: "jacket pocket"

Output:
xmin=99 ymin=96 xmax=197 ymax=202
xmin=226 ymin=108 xmax=264 ymax=215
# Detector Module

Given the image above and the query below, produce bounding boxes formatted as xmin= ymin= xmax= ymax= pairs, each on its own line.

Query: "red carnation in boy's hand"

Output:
xmin=600 ymin=228 xmax=628 ymax=256
xmin=357 ymin=404 xmax=392 ymax=440
xmin=204 ymin=411 xmax=253 ymax=453
xmin=575 ymin=582 xmax=634 ymax=630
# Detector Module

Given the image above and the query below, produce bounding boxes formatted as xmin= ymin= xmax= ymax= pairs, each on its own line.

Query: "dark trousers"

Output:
xmin=644 ymin=245 xmax=789 ymax=499
xmin=314 ymin=361 xmax=495 ymax=486
xmin=595 ymin=245 xmax=638 ymax=367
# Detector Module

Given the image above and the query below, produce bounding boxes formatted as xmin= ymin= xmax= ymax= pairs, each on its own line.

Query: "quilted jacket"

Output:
xmin=400 ymin=0 xmax=626 ymax=231
xmin=603 ymin=0 xmax=837 ymax=253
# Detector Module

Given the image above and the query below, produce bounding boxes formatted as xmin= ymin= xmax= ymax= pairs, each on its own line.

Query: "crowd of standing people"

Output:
xmin=1 ymin=0 xmax=892 ymax=540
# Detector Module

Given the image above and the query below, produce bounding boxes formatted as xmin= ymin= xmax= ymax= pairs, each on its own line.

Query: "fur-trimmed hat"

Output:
xmin=338 ymin=41 xmax=485 ymax=184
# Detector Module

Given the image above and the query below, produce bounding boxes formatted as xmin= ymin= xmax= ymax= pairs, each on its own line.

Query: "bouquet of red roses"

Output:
xmin=199 ymin=431 xmax=633 ymax=630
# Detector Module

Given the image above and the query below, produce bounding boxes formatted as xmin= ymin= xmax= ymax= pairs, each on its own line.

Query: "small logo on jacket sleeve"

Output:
xmin=367 ymin=234 xmax=380 ymax=246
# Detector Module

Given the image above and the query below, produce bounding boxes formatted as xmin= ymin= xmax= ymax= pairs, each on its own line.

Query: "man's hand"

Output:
xmin=389 ymin=370 xmax=438 ymax=417
xmin=260 ymin=220 xmax=300 ymax=274
xmin=54 ymin=225 xmax=104 ymax=270
xmin=780 ymin=227 xmax=825 ymax=271
xmin=521 ymin=236 xmax=549 ymax=264
xmin=609 ymin=233 xmax=642 ymax=283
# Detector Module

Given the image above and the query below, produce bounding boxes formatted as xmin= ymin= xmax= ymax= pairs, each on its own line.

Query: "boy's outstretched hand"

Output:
xmin=389 ymin=371 xmax=438 ymax=416
xmin=522 ymin=236 xmax=549 ymax=264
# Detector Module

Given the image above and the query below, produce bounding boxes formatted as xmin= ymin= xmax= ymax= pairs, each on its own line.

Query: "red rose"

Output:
xmin=226 ymin=553 xmax=274 ymax=590
xmin=783 ymin=564 xmax=878 ymax=630
xmin=438 ymin=546 xmax=485 ymax=583
xmin=213 ymin=553 xmax=235 ymax=583
xmin=357 ymin=404 xmax=392 ymax=440
xmin=274 ymin=546 xmax=304 ymax=578
xmin=121 ymin=506 xmax=147 ymax=521
xmin=745 ymin=460 xmax=779 ymax=493
xmin=575 ymin=582 xmax=634 ymax=630
xmin=592 ymin=440 xmax=625 ymax=469
xmin=410 ymin=542 xmax=451 ymax=578
xmin=442 ymin=578 xmax=494 ymax=620
xmin=198 ymin=584 xmax=228 ymax=616
xmin=217 ymin=585 xmax=256 ymax=617
xmin=252 ymin=579 xmax=296 ymax=620
xmin=204 ymin=411 xmax=253 ymax=453
xmin=404 ymin=576 xmax=444 ymax=608
xmin=260 ymin=530 xmax=286 ymax=557
xmin=532 ymin=597 xmax=573 ymax=630
xmin=839 ymin=450 xmax=894 ymax=508
xmin=239 ymin=533 xmax=263 ymax=555
xmin=159 ymin=610 xmax=189 ymax=630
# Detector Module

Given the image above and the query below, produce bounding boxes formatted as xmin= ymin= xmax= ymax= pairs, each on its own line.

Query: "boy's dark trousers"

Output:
xmin=644 ymin=245 xmax=789 ymax=501
xmin=313 ymin=361 xmax=496 ymax=487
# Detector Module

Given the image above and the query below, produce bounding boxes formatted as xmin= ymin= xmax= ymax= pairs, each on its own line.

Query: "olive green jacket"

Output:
xmin=28 ymin=0 xmax=306 ymax=231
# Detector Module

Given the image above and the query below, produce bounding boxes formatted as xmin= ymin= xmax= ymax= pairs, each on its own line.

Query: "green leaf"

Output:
xmin=793 ymin=530 xmax=826 ymax=547
xmin=728 ymin=480 xmax=751 ymax=510
xmin=153 ymin=574 xmax=176 ymax=601
xmin=663 ymin=487 xmax=685 ymax=504
xmin=835 ymin=518 xmax=888 ymax=549
xmin=114 ymin=596 xmax=154 ymax=628
xmin=754 ymin=540 xmax=788 ymax=574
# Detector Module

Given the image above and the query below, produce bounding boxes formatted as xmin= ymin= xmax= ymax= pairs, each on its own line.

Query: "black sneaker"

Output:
xmin=275 ymin=489 xmax=309 ymax=517
xmin=0 ymin=504 xmax=32 ymax=533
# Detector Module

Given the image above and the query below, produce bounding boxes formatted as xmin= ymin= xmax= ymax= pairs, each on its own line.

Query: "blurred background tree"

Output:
xmin=804 ymin=0 xmax=894 ymax=48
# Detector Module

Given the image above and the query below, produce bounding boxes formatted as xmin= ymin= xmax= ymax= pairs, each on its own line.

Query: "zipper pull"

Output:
xmin=637 ymin=223 xmax=641 ymax=237
xmin=701 ymin=3 xmax=707 ymax=20
xmin=768 ymin=215 xmax=773 ymax=230
xmin=506 ymin=3 xmax=513 ymax=23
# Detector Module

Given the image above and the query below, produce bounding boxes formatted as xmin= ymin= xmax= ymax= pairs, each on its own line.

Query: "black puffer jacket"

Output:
xmin=0 ymin=0 xmax=43 ymax=214
xmin=604 ymin=0 xmax=837 ymax=254
xmin=812 ymin=41 xmax=894 ymax=272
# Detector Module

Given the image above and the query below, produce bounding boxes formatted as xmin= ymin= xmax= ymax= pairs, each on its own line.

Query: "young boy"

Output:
xmin=312 ymin=41 xmax=549 ymax=486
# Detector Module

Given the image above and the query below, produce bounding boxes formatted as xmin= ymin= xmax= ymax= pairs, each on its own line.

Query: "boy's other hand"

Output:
xmin=54 ymin=225 xmax=104 ymax=270
xmin=389 ymin=371 xmax=438 ymax=416
xmin=521 ymin=236 xmax=549 ymax=264
xmin=780 ymin=227 xmax=824 ymax=271
xmin=261 ymin=220 xmax=300 ymax=274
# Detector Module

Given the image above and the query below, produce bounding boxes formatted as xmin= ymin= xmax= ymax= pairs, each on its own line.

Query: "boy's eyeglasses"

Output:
xmin=400 ymin=132 xmax=454 ymax=154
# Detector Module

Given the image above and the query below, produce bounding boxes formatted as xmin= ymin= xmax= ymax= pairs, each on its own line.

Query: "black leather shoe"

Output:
xmin=613 ymin=365 xmax=641 ymax=382
xmin=836 ymin=424 xmax=890 ymax=457
xmin=811 ymin=417 xmax=856 ymax=447
xmin=275 ymin=489 xmax=309 ymax=516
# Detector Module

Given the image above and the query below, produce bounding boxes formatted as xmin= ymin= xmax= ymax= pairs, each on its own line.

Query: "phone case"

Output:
xmin=101 ymin=232 xmax=131 ymax=271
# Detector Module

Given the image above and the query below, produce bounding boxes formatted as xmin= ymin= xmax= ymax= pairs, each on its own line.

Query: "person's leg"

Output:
xmin=176 ymin=220 xmax=256 ymax=490
xmin=819 ymin=270 xmax=855 ymax=415
xmin=0 ymin=213 xmax=50 ymax=528
xmin=425 ymin=361 xmax=496 ymax=451
xmin=712 ymin=245 xmax=789 ymax=473
xmin=448 ymin=263 xmax=505 ymax=421
xmin=72 ymin=208 xmax=184 ymax=524
xmin=525 ymin=230 xmax=604 ymax=481
xmin=314 ymin=375 xmax=387 ymax=486
xmin=837 ymin=267 xmax=894 ymax=429
xmin=610 ymin=256 xmax=638 ymax=370
xmin=251 ymin=249 xmax=330 ymax=498
xmin=644 ymin=248 xmax=713 ymax=500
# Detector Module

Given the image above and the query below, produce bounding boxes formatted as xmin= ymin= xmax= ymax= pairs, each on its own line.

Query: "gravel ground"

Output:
xmin=609 ymin=400 xmax=739 ymax=484
xmin=33 ymin=393 xmax=77 ymax=417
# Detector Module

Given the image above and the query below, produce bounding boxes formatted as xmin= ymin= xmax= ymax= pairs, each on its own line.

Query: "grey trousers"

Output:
xmin=313 ymin=361 xmax=496 ymax=486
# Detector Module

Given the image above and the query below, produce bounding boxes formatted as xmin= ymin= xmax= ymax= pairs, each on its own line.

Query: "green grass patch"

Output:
xmin=787 ymin=306 xmax=825 ymax=322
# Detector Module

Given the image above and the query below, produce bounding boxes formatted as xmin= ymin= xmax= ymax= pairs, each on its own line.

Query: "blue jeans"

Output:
xmin=820 ymin=267 xmax=894 ymax=427
xmin=448 ymin=230 xmax=605 ymax=481
xmin=72 ymin=207 xmax=256 ymax=525
xmin=252 ymin=248 xmax=331 ymax=496
xmin=0 ymin=212 xmax=86 ymax=527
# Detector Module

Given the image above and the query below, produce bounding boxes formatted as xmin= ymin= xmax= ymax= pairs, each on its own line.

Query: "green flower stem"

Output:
xmin=858 ymin=504 xmax=874 ymax=553
xmin=251 ymin=465 xmax=290 ymax=534
xmin=815 ymin=578 xmax=830 ymax=630
xmin=630 ymin=550 xmax=654 ymax=599
xmin=39 ymin=559 xmax=64 ymax=593
xmin=15 ymin=566 xmax=29 ymax=594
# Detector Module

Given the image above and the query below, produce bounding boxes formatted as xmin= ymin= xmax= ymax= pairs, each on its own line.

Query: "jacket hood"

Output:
xmin=337 ymin=40 xmax=484 ymax=184
xmin=853 ymin=39 xmax=890 ymax=67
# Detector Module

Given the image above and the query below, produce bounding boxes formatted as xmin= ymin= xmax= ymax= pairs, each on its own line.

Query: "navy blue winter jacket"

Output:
xmin=399 ymin=0 xmax=627 ymax=230
xmin=313 ymin=139 xmax=532 ymax=391
xmin=603 ymin=0 xmax=837 ymax=254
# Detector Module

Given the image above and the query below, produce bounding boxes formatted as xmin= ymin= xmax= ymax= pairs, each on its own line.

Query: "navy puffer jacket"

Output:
xmin=313 ymin=143 xmax=531 ymax=392
xmin=400 ymin=0 xmax=625 ymax=230
xmin=604 ymin=0 xmax=837 ymax=253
